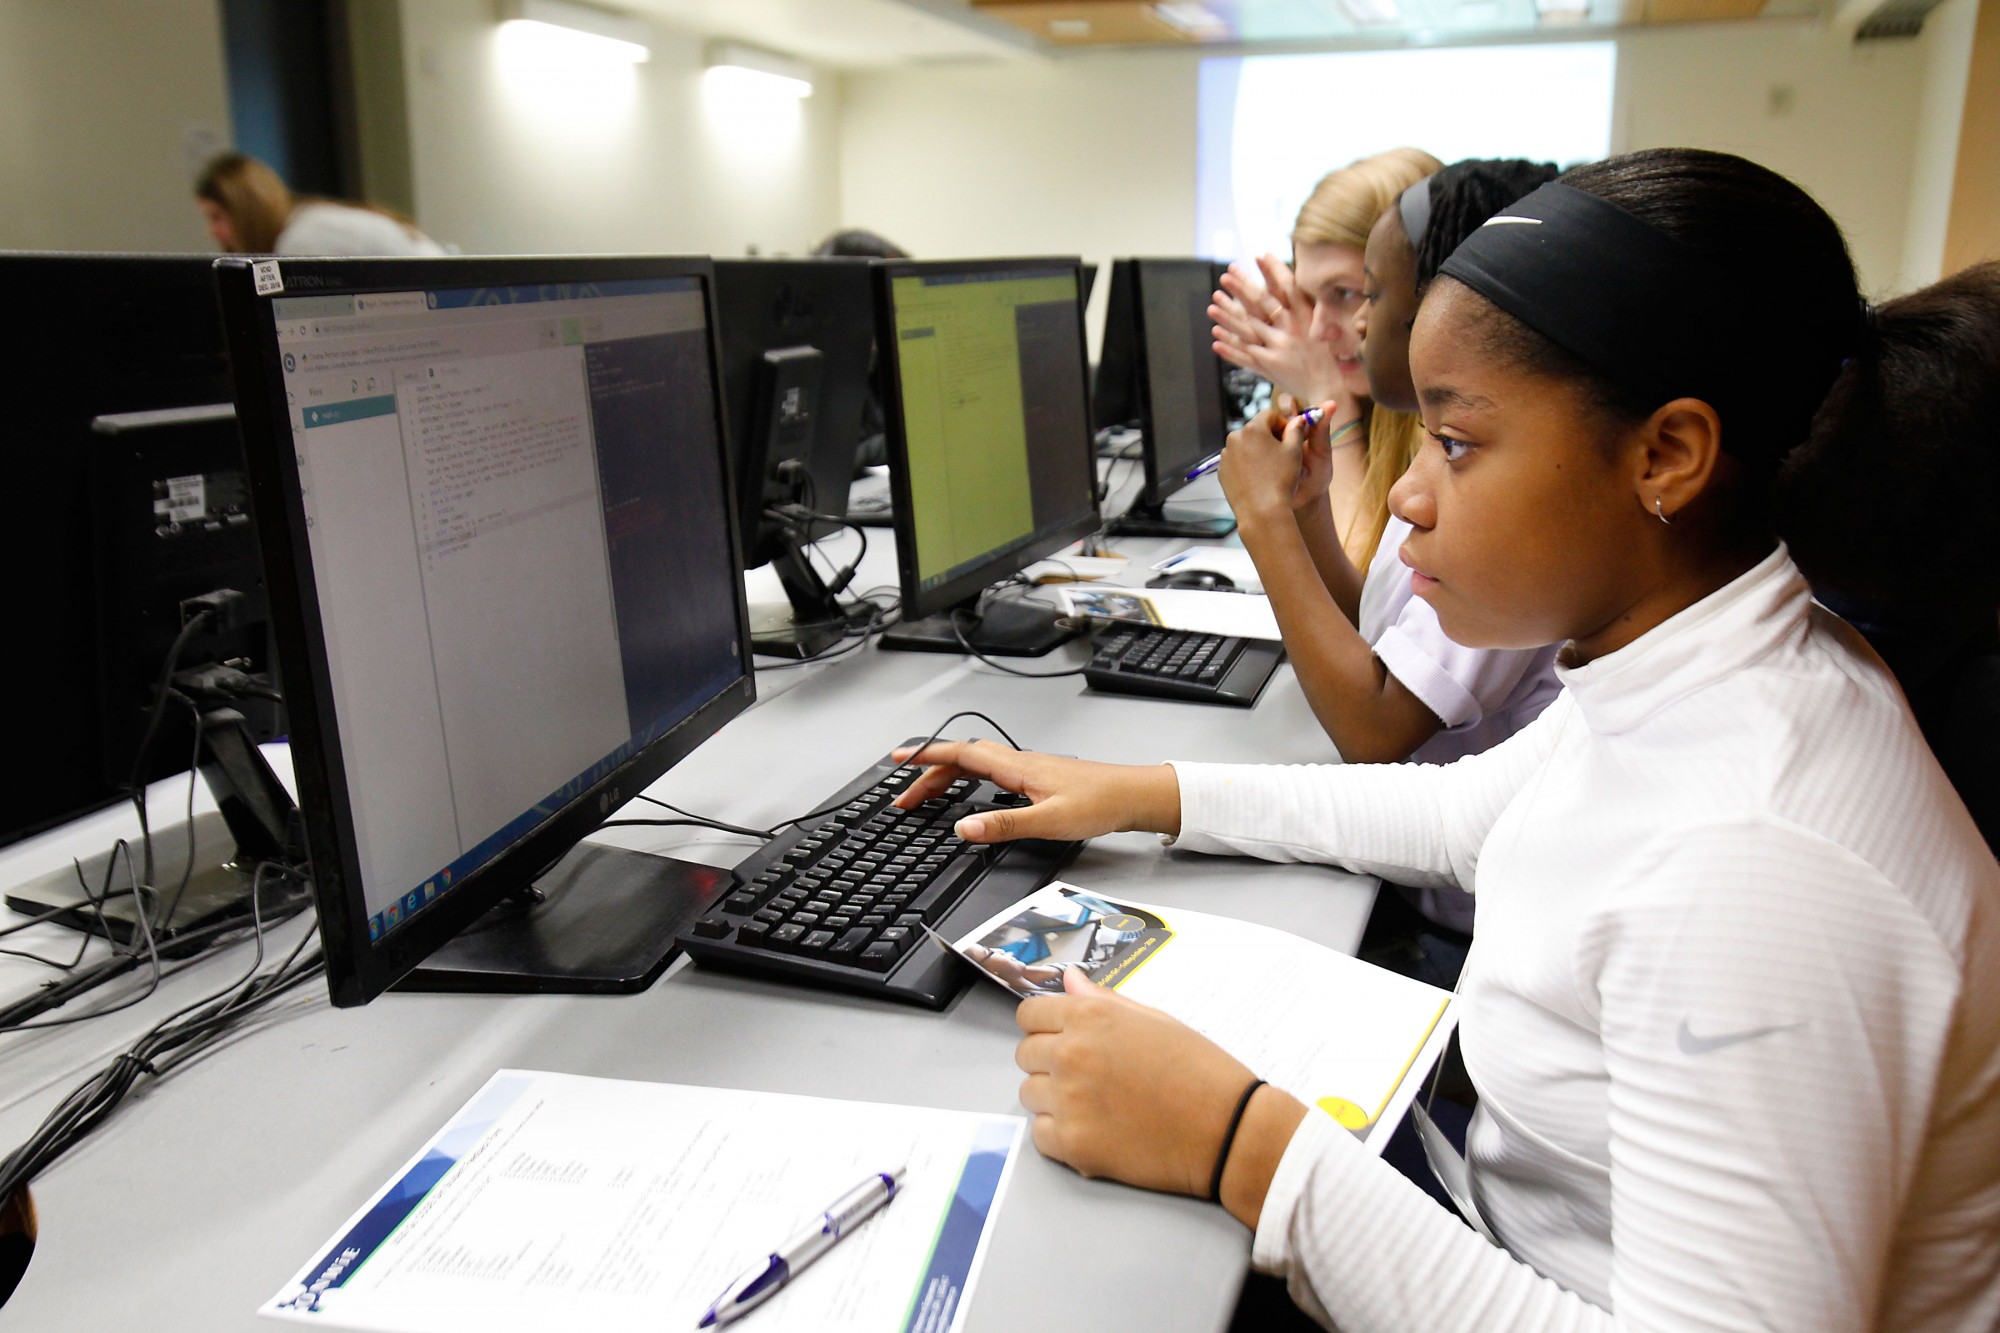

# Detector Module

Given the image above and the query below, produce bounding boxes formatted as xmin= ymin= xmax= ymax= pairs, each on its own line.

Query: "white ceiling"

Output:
xmin=618 ymin=0 xmax=1032 ymax=69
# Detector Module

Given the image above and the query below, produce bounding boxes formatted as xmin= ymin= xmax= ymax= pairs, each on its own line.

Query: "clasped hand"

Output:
xmin=1218 ymin=401 xmax=1338 ymax=525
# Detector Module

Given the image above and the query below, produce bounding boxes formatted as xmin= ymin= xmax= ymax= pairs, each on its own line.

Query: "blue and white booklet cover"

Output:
xmin=263 ymin=1071 xmax=1022 ymax=1333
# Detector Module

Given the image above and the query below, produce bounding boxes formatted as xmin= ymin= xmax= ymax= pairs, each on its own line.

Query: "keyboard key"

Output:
xmin=829 ymin=928 xmax=873 ymax=959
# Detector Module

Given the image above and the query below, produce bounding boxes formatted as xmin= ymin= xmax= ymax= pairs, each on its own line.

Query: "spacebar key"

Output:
xmin=908 ymin=855 xmax=982 ymax=922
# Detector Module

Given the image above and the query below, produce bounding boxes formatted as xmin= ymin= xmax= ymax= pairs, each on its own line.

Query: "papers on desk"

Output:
xmin=263 ymin=1072 xmax=1023 ymax=1333
xmin=1058 ymin=585 xmax=1282 ymax=641
xmin=945 ymin=884 xmax=1454 ymax=1153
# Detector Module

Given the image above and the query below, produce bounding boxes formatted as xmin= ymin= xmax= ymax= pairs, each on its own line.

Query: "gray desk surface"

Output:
xmin=0 ymin=520 xmax=1366 ymax=1332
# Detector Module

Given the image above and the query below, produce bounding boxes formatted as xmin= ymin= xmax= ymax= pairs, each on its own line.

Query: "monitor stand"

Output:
xmin=750 ymin=530 xmax=847 ymax=660
xmin=1104 ymin=502 xmax=1238 ymax=539
xmin=879 ymin=596 xmax=1084 ymax=657
xmin=393 ymin=844 xmax=731 ymax=994
xmin=3 ymin=704 xmax=309 ymax=946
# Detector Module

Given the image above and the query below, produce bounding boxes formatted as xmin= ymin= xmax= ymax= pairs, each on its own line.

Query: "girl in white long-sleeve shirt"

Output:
xmin=888 ymin=148 xmax=2000 ymax=1330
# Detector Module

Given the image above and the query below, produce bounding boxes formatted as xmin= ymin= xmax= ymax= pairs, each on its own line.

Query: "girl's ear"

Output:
xmin=1635 ymin=397 xmax=1723 ymax=524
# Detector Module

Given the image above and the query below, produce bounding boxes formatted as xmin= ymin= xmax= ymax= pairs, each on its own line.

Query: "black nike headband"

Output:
xmin=1439 ymin=181 xmax=1857 ymax=465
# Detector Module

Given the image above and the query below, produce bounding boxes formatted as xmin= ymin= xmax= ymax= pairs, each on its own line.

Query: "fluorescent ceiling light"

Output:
xmin=1534 ymin=0 xmax=1591 ymax=16
xmin=498 ymin=0 xmax=651 ymax=63
xmin=1153 ymin=2 xmax=1228 ymax=33
xmin=704 ymin=42 xmax=815 ymax=100
xmin=1339 ymin=0 xmax=1402 ymax=22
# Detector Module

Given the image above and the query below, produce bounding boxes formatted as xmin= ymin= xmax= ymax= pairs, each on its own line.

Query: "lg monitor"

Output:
xmin=215 ymin=255 xmax=755 ymax=1006
xmin=873 ymin=258 xmax=1100 ymax=657
xmin=1097 ymin=259 xmax=1237 ymax=538
xmin=2 ymin=253 xmax=294 ymax=946
xmin=711 ymin=257 xmax=875 ymax=658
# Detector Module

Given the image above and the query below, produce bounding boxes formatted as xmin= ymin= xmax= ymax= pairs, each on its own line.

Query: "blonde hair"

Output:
xmin=195 ymin=153 xmax=293 ymax=255
xmin=1292 ymin=147 xmax=1441 ymax=572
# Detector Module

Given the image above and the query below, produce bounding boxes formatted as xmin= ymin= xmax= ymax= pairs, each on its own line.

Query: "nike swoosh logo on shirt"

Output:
xmin=1676 ymin=1018 xmax=1807 ymax=1056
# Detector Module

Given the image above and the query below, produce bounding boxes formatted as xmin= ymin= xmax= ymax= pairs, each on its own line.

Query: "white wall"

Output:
xmin=840 ymin=22 xmax=1949 ymax=304
xmin=398 ymin=0 xmax=842 ymax=258
xmin=0 ymin=0 xmax=231 ymax=252
xmin=839 ymin=50 xmax=1202 ymax=348
xmin=1614 ymin=22 xmax=1929 ymax=297
xmin=1902 ymin=0 xmax=1980 ymax=286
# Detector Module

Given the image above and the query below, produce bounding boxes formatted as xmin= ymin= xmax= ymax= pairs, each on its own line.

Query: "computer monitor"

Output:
xmin=873 ymin=258 xmax=1101 ymax=657
xmin=2 ymin=253 xmax=295 ymax=945
xmin=1099 ymin=259 xmax=1237 ymax=539
xmin=215 ymin=255 xmax=756 ymax=1006
xmin=711 ymin=257 xmax=875 ymax=659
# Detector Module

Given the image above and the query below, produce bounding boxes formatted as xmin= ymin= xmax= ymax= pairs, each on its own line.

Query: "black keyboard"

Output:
xmin=677 ymin=747 xmax=1080 ymax=1008
xmin=1083 ymin=624 xmax=1284 ymax=707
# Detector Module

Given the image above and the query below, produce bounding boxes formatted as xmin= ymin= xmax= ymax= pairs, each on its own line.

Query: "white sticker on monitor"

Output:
xmin=252 ymin=259 xmax=284 ymax=295
xmin=155 ymin=474 xmax=207 ymax=524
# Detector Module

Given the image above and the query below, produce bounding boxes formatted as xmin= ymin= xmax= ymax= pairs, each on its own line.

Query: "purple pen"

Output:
xmin=1184 ymin=405 xmax=1328 ymax=481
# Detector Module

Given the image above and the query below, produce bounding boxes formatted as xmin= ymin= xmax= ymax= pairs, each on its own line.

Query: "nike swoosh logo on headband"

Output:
xmin=1483 ymin=217 xmax=1543 ymax=226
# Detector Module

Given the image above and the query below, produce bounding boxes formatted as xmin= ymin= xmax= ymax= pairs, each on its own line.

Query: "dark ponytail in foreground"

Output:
xmin=1779 ymin=261 xmax=2000 ymax=614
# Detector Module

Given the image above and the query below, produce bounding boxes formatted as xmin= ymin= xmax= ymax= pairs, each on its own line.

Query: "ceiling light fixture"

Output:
xmin=1338 ymin=0 xmax=1402 ymax=23
xmin=704 ymin=42 xmax=816 ymax=101
xmin=1152 ymin=2 xmax=1229 ymax=34
xmin=497 ymin=0 xmax=651 ymax=63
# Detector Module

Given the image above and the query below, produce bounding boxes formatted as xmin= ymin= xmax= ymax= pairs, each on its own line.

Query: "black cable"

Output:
xmin=0 ymin=864 xmax=309 ymax=1031
xmin=126 ymin=610 xmax=214 ymax=891
xmin=632 ymin=794 xmax=771 ymax=840
xmin=0 ymin=847 xmax=162 ymax=1034
xmin=0 ymin=865 xmax=325 ymax=1204
xmin=946 ymin=584 xmax=1092 ymax=679
xmin=154 ymin=696 xmax=208 ymax=933
xmin=597 ymin=817 xmax=769 ymax=838
xmin=765 ymin=708 xmax=1027 ymax=834
xmin=752 ymin=585 xmax=900 ymax=671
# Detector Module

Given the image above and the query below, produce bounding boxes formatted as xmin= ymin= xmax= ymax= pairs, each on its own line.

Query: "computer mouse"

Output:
xmin=1146 ymin=569 xmax=1235 ymax=592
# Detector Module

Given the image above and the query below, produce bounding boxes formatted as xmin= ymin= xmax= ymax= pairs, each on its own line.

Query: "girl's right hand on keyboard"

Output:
xmin=889 ymin=739 xmax=1182 ymax=844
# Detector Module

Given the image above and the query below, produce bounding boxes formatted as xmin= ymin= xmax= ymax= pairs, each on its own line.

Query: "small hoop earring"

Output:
xmin=1654 ymin=496 xmax=1673 ymax=526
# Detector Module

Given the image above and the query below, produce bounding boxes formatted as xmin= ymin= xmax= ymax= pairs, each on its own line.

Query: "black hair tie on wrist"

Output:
xmin=1209 ymin=1077 xmax=1268 ymax=1203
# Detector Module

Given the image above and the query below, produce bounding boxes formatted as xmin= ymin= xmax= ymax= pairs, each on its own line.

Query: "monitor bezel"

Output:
xmin=214 ymin=254 xmax=757 ymax=1007
xmin=872 ymin=256 xmax=1101 ymax=623
xmin=1131 ymin=257 xmax=1233 ymax=512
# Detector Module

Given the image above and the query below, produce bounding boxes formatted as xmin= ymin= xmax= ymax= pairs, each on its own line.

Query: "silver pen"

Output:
xmin=697 ymin=1166 xmax=907 ymax=1327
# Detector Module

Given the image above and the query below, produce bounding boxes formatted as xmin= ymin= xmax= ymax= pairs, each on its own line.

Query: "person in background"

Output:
xmin=195 ymin=152 xmax=445 ymax=257
xmin=890 ymin=148 xmax=2000 ymax=1332
xmin=1222 ymin=160 xmax=1564 ymax=987
xmin=813 ymin=228 xmax=910 ymax=472
xmin=812 ymin=228 xmax=909 ymax=262
xmin=1209 ymin=148 xmax=1440 ymax=571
